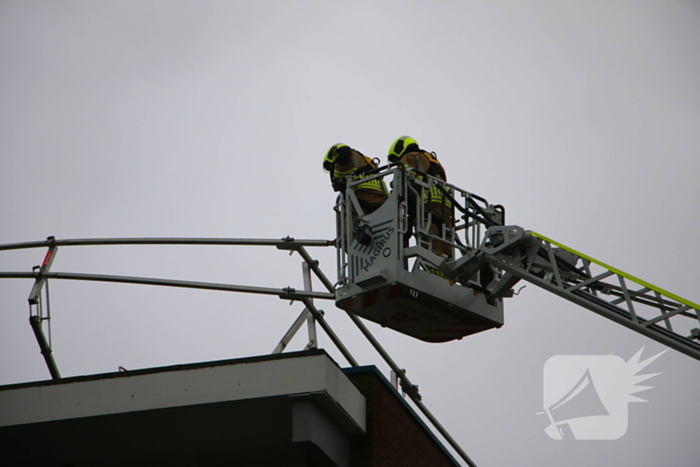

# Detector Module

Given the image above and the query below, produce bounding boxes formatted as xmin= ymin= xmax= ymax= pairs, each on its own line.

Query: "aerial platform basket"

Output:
xmin=334 ymin=165 xmax=505 ymax=342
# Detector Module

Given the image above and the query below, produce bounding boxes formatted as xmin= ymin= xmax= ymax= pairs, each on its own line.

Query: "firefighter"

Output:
xmin=323 ymin=143 xmax=388 ymax=215
xmin=388 ymin=136 xmax=454 ymax=260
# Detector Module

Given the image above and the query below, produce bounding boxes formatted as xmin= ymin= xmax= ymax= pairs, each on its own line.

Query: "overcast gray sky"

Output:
xmin=1 ymin=1 xmax=699 ymax=466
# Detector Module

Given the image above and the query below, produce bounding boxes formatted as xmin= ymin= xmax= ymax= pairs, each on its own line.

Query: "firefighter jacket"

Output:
xmin=332 ymin=149 xmax=389 ymax=196
xmin=398 ymin=150 xmax=452 ymax=208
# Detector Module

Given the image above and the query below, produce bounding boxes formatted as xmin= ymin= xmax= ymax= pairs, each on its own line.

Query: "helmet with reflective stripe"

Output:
xmin=388 ymin=136 xmax=419 ymax=162
xmin=323 ymin=143 xmax=348 ymax=172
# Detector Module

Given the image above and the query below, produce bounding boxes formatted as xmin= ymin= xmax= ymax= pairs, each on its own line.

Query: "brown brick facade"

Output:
xmin=345 ymin=367 xmax=458 ymax=467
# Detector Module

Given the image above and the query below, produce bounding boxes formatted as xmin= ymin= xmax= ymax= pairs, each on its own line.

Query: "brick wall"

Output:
xmin=345 ymin=368 xmax=458 ymax=467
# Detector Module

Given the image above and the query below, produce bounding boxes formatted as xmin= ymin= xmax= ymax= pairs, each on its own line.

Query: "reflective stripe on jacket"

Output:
xmin=425 ymin=184 xmax=452 ymax=208
xmin=333 ymin=151 xmax=389 ymax=196
xmin=399 ymin=151 xmax=451 ymax=208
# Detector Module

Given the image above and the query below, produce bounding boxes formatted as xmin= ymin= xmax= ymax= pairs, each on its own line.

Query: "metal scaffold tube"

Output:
xmin=0 ymin=236 xmax=334 ymax=252
xmin=0 ymin=271 xmax=335 ymax=301
xmin=295 ymin=246 xmax=336 ymax=292
xmin=300 ymin=297 xmax=359 ymax=368
xmin=0 ymin=230 xmax=475 ymax=464
xmin=343 ymin=310 xmax=477 ymax=467
xmin=296 ymin=241 xmax=477 ymax=465
xmin=29 ymin=315 xmax=60 ymax=380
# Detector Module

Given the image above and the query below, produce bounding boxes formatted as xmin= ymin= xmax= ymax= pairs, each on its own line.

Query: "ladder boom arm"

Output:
xmin=462 ymin=226 xmax=700 ymax=361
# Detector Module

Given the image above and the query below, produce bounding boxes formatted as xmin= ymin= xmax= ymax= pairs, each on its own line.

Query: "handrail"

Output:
xmin=0 ymin=236 xmax=334 ymax=252
xmin=0 ymin=271 xmax=335 ymax=300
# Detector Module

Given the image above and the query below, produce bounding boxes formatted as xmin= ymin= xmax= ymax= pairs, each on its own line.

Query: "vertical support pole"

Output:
xmin=345 ymin=186 xmax=356 ymax=282
xmin=301 ymin=298 xmax=359 ymax=367
xmin=29 ymin=315 xmax=61 ymax=380
xmin=27 ymin=236 xmax=61 ymax=380
xmin=390 ymin=369 xmax=400 ymax=391
xmin=302 ymin=262 xmax=317 ymax=350
xmin=28 ymin=236 xmax=57 ymax=305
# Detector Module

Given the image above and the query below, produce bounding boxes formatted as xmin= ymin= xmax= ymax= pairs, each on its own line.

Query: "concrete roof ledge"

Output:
xmin=0 ymin=350 xmax=366 ymax=435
